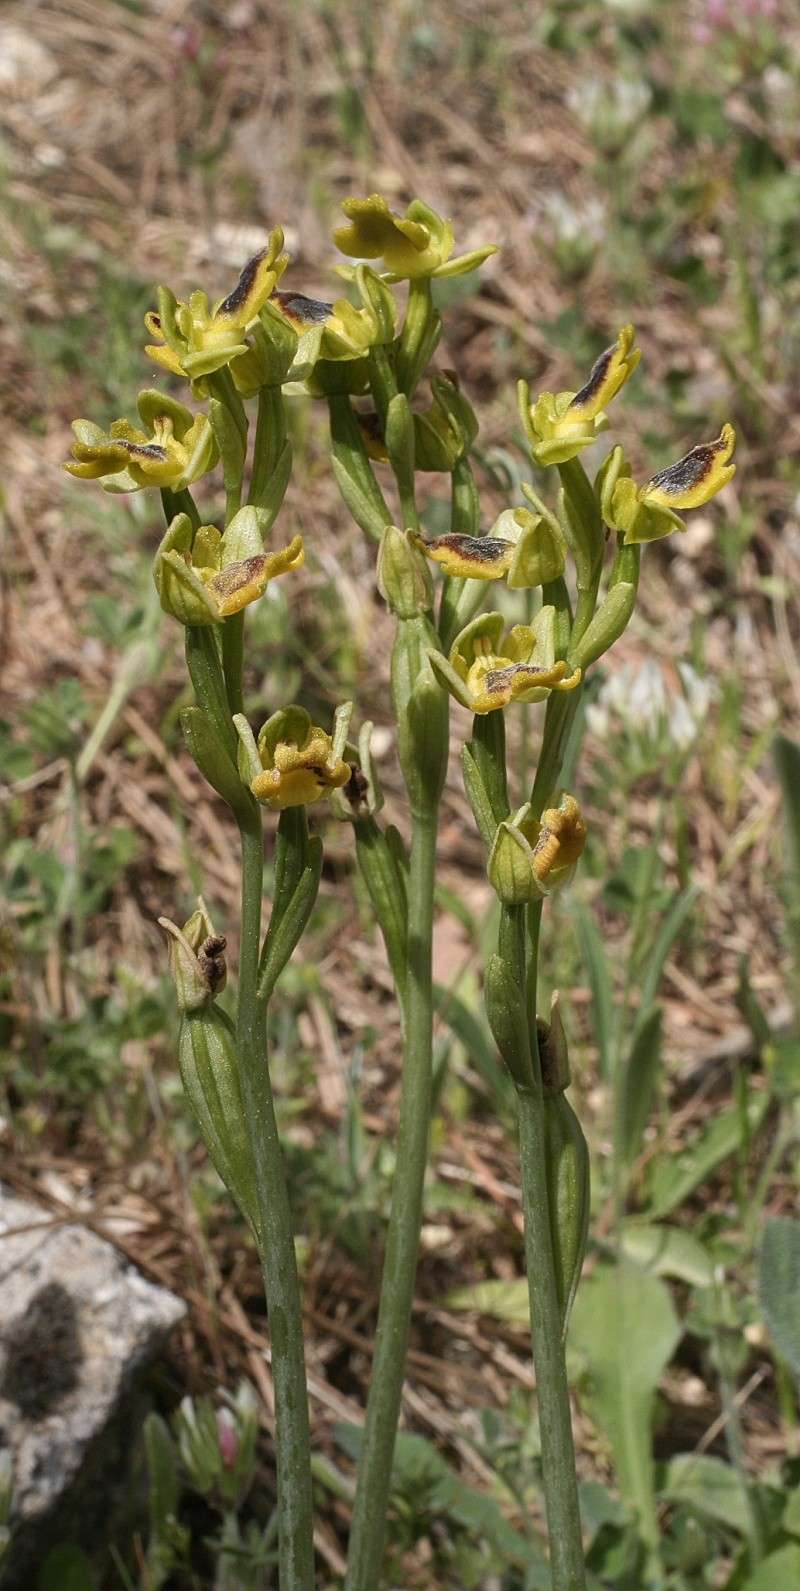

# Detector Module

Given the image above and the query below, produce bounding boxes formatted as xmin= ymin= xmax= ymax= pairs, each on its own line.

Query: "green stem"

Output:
xmin=344 ymin=806 xmax=438 ymax=1591
xmin=160 ymin=486 xmax=200 ymax=531
xmin=237 ymin=811 xmax=315 ymax=1591
xmin=222 ymin=614 xmax=245 ymax=717
xmin=518 ymin=1070 xmax=587 ymax=1591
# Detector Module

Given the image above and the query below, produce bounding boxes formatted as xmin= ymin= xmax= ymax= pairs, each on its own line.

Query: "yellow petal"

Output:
xmin=412 ymin=532 xmax=513 ymax=581
xmin=215 ymin=245 xmax=284 ymax=328
xmin=145 ymin=343 xmax=186 ymax=376
xmin=641 ymin=423 xmax=736 ymax=511
xmin=567 ymin=324 xmax=640 ymax=421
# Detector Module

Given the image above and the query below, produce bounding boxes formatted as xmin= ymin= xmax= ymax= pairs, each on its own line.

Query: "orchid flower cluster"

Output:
xmin=65 ymin=193 xmax=735 ymax=1591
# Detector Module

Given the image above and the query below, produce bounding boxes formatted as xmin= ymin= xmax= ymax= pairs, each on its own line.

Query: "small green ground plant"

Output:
xmin=63 ymin=195 xmax=754 ymax=1590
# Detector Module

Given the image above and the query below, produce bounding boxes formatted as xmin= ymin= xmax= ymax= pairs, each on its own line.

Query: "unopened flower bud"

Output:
xmin=377 ymin=524 xmax=433 ymax=618
xmin=159 ymin=902 xmax=227 ymax=1011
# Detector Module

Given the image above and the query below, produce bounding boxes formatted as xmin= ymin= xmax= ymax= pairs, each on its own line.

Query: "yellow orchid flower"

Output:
xmin=247 ymin=706 xmax=350 ymax=810
xmin=489 ymin=795 xmax=587 ymax=904
xmin=602 ymin=424 xmax=736 ymax=544
xmin=429 ymin=609 xmax=581 ymax=715
xmin=64 ymin=391 xmax=217 ymax=493
xmin=522 ymin=325 xmax=641 ymax=467
xmin=412 ymin=505 xmax=566 ymax=589
xmin=144 ymin=229 xmax=288 ymax=380
xmin=333 ymin=194 xmax=497 ymax=283
xmin=153 ymin=507 xmax=304 ymax=627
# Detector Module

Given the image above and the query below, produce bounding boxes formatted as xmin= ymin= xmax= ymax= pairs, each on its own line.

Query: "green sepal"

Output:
xmin=181 ymin=706 xmax=252 ymax=816
xmin=233 ymin=712 xmax=262 ymax=787
xmin=254 ymin=299 xmax=300 ymax=386
xmin=426 ymin=649 xmax=470 ymax=711
xmin=154 ymin=515 xmax=218 ymax=626
xmin=159 ymin=916 xmax=213 ymax=1012
xmin=377 ymin=525 xmax=432 ymax=618
xmin=178 ymin=1007 xmax=259 ymax=1232
xmin=257 ymin=839 xmax=323 ymax=1005
xmin=354 ymin=816 xmax=409 ymax=999
xmin=355 ymin=264 xmax=397 ymax=344
xmin=507 ymin=510 xmax=567 ymax=589
xmin=256 ymin=704 xmax=311 ymax=765
xmin=489 ymin=821 xmax=540 ymax=906
xmin=156 ymin=285 xmax=181 ymax=354
xmin=137 ymin=388 xmax=195 ymax=435
xmin=221 ymin=505 xmax=269 ymax=562
xmin=329 ymin=395 xmax=392 ymax=542
xmin=485 ymin=951 xmax=534 ymax=1091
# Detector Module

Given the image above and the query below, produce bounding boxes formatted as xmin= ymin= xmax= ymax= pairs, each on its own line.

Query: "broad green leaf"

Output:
xmin=619 ymin=1222 xmax=714 ymax=1288
xmin=443 ymin=1277 xmax=531 ymax=1325
xmin=659 ymin=1453 xmax=749 ymax=1534
xmin=759 ymin=1216 xmax=800 ymax=1378
xmin=617 ymin=1006 xmax=662 ymax=1169
xmin=740 ymin=1543 xmax=800 ymax=1589
xmin=646 ymin=1094 xmax=768 ymax=1220
xmin=574 ymin=900 xmax=615 ymax=1080
xmin=571 ymin=1261 xmax=681 ymax=1548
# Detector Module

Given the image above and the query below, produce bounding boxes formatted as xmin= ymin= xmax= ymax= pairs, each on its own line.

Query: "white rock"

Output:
xmin=0 ymin=1186 xmax=185 ymax=1583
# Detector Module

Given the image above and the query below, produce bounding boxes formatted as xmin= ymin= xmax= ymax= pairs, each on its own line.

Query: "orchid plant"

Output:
xmin=65 ymin=193 xmax=736 ymax=1591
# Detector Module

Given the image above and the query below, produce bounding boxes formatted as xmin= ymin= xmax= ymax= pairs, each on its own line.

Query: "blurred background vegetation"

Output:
xmin=1 ymin=1 xmax=799 ymax=1586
